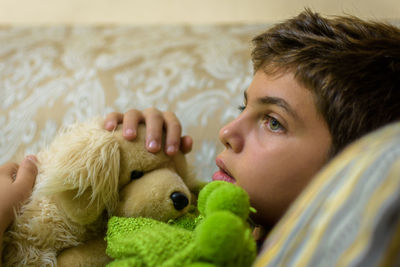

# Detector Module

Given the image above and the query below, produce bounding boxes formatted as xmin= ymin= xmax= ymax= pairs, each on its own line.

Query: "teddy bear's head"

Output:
xmin=35 ymin=118 xmax=197 ymax=225
xmin=113 ymin=125 xmax=197 ymax=221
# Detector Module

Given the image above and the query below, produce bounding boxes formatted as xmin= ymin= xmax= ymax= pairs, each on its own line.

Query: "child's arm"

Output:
xmin=0 ymin=156 xmax=37 ymax=265
xmin=104 ymin=109 xmax=193 ymax=156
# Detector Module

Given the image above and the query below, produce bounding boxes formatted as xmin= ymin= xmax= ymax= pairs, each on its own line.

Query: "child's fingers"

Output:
xmin=0 ymin=157 xmax=37 ymax=232
xmin=164 ymin=111 xmax=182 ymax=155
xmin=180 ymin=136 xmax=193 ymax=154
xmin=0 ymin=162 xmax=19 ymax=182
xmin=122 ymin=109 xmax=145 ymax=141
xmin=104 ymin=112 xmax=123 ymax=131
xmin=105 ymin=109 xmax=189 ymax=156
xmin=13 ymin=155 xmax=38 ymax=193
xmin=143 ymin=108 xmax=164 ymax=153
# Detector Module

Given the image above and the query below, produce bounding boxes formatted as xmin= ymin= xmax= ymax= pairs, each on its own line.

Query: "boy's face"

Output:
xmin=213 ymin=70 xmax=332 ymax=228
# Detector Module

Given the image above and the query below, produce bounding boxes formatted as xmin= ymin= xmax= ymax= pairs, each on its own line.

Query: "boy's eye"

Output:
xmin=264 ymin=115 xmax=285 ymax=132
xmin=269 ymin=118 xmax=281 ymax=130
xmin=238 ymin=105 xmax=246 ymax=113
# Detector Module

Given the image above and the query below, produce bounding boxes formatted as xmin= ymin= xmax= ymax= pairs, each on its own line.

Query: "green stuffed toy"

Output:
xmin=106 ymin=181 xmax=257 ymax=267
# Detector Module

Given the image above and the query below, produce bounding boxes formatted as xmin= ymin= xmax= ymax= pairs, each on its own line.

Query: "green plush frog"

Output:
xmin=106 ymin=181 xmax=257 ymax=267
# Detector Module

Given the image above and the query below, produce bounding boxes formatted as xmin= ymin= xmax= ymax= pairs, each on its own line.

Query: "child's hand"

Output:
xmin=0 ymin=156 xmax=38 ymax=234
xmin=104 ymin=108 xmax=193 ymax=156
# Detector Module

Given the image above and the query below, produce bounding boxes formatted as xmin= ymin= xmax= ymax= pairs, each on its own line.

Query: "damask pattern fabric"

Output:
xmin=0 ymin=25 xmax=267 ymax=181
xmin=254 ymin=122 xmax=400 ymax=267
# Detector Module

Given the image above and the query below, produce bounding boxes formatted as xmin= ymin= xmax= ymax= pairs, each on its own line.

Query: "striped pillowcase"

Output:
xmin=254 ymin=122 xmax=400 ymax=267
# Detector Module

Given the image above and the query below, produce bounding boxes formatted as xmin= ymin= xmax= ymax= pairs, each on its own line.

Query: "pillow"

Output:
xmin=254 ymin=122 xmax=400 ymax=267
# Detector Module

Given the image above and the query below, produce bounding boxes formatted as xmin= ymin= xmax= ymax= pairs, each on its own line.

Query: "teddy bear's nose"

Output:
xmin=170 ymin=192 xmax=189 ymax=211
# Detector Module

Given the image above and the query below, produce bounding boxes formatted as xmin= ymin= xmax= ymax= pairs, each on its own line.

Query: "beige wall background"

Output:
xmin=0 ymin=0 xmax=399 ymax=24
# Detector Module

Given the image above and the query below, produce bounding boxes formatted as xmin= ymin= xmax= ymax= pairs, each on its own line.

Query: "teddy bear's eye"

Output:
xmin=130 ymin=170 xmax=144 ymax=180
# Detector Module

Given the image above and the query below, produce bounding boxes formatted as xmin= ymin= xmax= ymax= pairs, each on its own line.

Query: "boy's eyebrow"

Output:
xmin=244 ymin=91 xmax=300 ymax=120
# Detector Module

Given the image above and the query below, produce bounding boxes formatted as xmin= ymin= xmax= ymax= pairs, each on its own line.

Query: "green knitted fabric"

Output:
xmin=106 ymin=181 xmax=257 ymax=267
xmin=106 ymin=216 xmax=195 ymax=266
xmin=168 ymin=205 xmax=201 ymax=231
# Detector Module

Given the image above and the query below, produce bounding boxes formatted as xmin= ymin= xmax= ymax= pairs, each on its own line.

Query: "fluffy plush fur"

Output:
xmin=2 ymin=118 xmax=197 ymax=267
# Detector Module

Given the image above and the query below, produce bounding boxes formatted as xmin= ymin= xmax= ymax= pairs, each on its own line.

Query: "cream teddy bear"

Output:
xmin=2 ymin=118 xmax=198 ymax=267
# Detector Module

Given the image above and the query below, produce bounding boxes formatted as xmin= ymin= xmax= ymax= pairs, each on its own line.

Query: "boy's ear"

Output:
xmin=37 ymin=120 xmax=121 ymax=225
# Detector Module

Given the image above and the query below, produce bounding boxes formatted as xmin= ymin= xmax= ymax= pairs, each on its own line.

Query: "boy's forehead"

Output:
xmin=244 ymin=89 xmax=300 ymax=121
xmin=245 ymin=71 xmax=325 ymax=124
xmin=245 ymin=70 xmax=313 ymax=104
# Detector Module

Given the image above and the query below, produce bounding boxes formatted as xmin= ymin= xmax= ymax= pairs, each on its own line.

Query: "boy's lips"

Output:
xmin=212 ymin=158 xmax=236 ymax=184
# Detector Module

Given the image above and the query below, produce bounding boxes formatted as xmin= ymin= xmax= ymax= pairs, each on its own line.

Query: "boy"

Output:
xmin=103 ymin=9 xmax=400 ymax=237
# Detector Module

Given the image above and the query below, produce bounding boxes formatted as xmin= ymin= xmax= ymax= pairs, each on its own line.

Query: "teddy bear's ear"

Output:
xmin=36 ymin=119 xmax=120 ymax=225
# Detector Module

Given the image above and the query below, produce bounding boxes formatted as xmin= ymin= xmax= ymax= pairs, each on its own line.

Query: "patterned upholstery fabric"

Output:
xmin=255 ymin=122 xmax=400 ymax=267
xmin=0 ymin=25 xmax=267 ymax=181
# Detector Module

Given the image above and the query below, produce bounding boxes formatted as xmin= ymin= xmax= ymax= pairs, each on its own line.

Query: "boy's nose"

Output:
xmin=219 ymin=119 xmax=244 ymax=153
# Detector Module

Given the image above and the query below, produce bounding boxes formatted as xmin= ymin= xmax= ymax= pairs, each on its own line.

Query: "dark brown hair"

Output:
xmin=252 ymin=9 xmax=400 ymax=155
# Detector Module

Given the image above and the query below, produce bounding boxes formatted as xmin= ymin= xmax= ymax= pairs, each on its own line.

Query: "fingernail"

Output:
xmin=105 ymin=121 xmax=116 ymax=130
xmin=22 ymin=155 xmax=38 ymax=167
xmin=167 ymin=145 xmax=176 ymax=155
xmin=25 ymin=155 xmax=38 ymax=164
xmin=124 ymin=128 xmax=135 ymax=137
xmin=148 ymin=140 xmax=159 ymax=150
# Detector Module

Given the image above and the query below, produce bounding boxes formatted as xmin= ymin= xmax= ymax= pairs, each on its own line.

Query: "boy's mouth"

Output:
xmin=212 ymin=158 xmax=236 ymax=184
